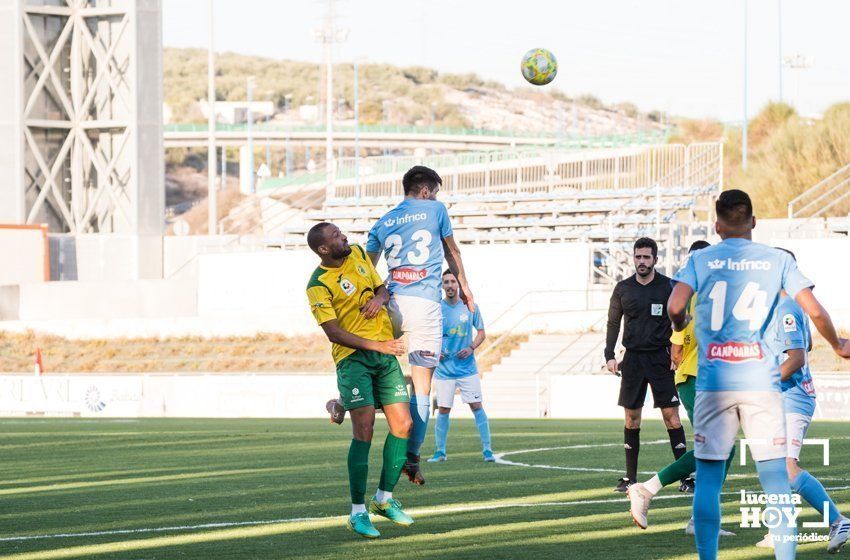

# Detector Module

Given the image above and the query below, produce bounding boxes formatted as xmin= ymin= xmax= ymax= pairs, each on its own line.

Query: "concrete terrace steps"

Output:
xmin=481 ymin=332 xmax=607 ymax=418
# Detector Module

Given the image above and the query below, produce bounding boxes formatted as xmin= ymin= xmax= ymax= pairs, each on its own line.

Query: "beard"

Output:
xmin=445 ymin=289 xmax=457 ymax=298
xmin=636 ymin=265 xmax=652 ymax=277
xmin=331 ymin=244 xmax=352 ymax=259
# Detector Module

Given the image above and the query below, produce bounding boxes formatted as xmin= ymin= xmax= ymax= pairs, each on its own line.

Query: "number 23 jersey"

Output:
xmin=672 ymin=238 xmax=813 ymax=392
xmin=366 ymin=198 xmax=453 ymax=302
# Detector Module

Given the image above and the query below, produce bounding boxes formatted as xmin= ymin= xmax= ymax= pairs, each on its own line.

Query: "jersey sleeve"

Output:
xmin=780 ymin=254 xmax=814 ymax=299
xmin=473 ymin=307 xmax=484 ymax=330
xmin=780 ymin=306 xmax=807 ymax=352
xmin=670 ymin=330 xmax=685 ymax=345
xmin=365 ymin=222 xmax=382 ymax=253
xmin=306 ymin=285 xmax=336 ymax=325
xmin=438 ymin=202 xmax=453 ymax=239
xmin=672 ymin=253 xmax=699 ymax=292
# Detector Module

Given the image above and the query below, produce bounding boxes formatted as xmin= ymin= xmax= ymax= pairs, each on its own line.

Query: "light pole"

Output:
xmin=777 ymin=0 xmax=783 ymax=103
xmin=742 ymin=0 xmax=748 ymax=171
xmin=284 ymin=93 xmax=293 ymax=176
xmin=313 ymin=0 xmax=348 ymax=199
xmin=247 ymin=76 xmax=255 ymax=194
xmin=382 ymin=100 xmax=390 ymax=155
xmin=354 ymin=59 xmax=361 ymax=200
xmin=207 ymin=0 xmax=217 ymax=234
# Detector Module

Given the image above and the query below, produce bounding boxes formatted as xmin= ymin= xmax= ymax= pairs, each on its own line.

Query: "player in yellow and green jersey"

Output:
xmin=306 ymin=222 xmax=415 ymax=539
xmin=628 ymin=241 xmax=737 ymax=535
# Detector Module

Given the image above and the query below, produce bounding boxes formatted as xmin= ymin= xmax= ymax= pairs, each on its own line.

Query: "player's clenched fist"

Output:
xmin=606 ymin=359 xmax=620 ymax=375
xmin=376 ymin=338 xmax=405 ymax=356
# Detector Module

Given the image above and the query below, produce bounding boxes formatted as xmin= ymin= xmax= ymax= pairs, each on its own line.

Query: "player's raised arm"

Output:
xmin=442 ymin=235 xmax=474 ymax=312
xmin=794 ymin=288 xmax=850 ymax=358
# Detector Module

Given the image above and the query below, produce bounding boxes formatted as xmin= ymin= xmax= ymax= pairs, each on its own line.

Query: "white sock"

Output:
xmin=375 ymin=489 xmax=392 ymax=503
xmin=644 ymin=474 xmax=663 ymax=495
xmin=351 ymin=503 xmax=366 ymax=515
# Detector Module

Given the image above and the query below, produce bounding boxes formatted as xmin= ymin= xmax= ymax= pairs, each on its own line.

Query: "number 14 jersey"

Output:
xmin=366 ymin=198 xmax=454 ymax=302
xmin=672 ymin=238 xmax=813 ymax=392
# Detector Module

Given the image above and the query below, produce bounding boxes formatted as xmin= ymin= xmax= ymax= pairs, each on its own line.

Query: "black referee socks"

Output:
xmin=668 ymin=427 xmax=687 ymax=460
xmin=624 ymin=427 xmax=640 ymax=482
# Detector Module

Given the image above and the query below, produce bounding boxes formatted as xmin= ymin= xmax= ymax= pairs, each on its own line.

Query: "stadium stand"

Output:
xmin=218 ymin=142 xmax=723 ymax=284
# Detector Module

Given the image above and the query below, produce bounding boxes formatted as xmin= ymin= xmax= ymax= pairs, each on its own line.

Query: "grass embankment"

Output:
xmin=0 ymin=332 xmax=528 ymax=374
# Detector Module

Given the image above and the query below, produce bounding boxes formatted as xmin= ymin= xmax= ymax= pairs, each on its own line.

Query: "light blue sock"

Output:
xmin=434 ymin=411 xmax=449 ymax=456
xmin=693 ymin=458 xmax=724 ymax=560
xmin=473 ymin=407 xmax=492 ymax=452
xmin=792 ymin=470 xmax=842 ymax=525
xmin=407 ymin=394 xmax=430 ymax=456
xmin=756 ymin=458 xmax=797 ymax=560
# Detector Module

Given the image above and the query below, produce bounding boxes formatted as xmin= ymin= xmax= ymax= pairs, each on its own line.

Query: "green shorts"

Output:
xmin=676 ymin=375 xmax=696 ymax=425
xmin=336 ymin=350 xmax=409 ymax=410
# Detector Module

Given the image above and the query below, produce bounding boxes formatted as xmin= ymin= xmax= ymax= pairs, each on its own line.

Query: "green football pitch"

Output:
xmin=1 ymin=418 xmax=848 ymax=560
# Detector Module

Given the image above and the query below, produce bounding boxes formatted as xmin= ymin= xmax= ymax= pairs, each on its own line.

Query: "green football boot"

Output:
xmin=369 ymin=496 xmax=414 ymax=526
xmin=347 ymin=511 xmax=380 ymax=539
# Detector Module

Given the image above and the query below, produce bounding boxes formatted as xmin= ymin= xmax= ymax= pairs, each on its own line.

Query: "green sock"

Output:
xmin=658 ymin=450 xmax=696 ymax=486
xmin=658 ymin=446 xmax=736 ymax=487
xmin=378 ymin=433 xmax=408 ymax=492
xmin=348 ymin=439 xmax=371 ymax=504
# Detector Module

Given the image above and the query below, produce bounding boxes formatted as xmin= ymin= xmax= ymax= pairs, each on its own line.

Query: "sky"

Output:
xmin=163 ymin=0 xmax=850 ymax=121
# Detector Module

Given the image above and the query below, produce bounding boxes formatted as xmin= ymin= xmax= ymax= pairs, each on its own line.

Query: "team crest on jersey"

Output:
xmin=460 ymin=313 xmax=469 ymax=323
xmin=391 ymin=267 xmax=427 ymax=284
xmin=339 ymin=277 xmax=356 ymax=296
xmin=707 ymin=341 xmax=763 ymax=363
xmin=803 ymin=380 xmax=816 ymax=395
xmin=356 ymin=264 xmax=368 ymax=277
xmin=783 ymin=314 xmax=797 ymax=332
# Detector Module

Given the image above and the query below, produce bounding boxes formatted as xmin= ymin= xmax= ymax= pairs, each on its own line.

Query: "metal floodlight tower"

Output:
xmin=0 ymin=0 xmax=164 ymax=248
xmin=783 ymin=54 xmax=814 ymax=112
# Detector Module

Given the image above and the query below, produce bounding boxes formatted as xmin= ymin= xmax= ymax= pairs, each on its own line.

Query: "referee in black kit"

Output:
xmin=604 ymin=237 xmax=686 ymax=493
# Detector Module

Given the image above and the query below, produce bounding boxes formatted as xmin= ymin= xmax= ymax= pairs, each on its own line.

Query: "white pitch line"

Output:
xmin=494 ymin=440 xmax=669 ymax=475
xmin=5 ymin=438 xmax=849 ymax=544
xmin=0 ymin=494 xmax=692 ymax=543
xmin=7 ymin=486 xmax=850 ymax=544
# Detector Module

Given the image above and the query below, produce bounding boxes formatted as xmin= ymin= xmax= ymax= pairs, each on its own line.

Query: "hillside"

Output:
xmin=164 ymin=48 xmax=662 ymax=135
xmin=670 ymin=102 xmax=850 ymax=218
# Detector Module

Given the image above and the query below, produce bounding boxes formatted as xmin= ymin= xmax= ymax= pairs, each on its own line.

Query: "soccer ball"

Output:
xmin=521 ymin=48 xmax=558 ymax=86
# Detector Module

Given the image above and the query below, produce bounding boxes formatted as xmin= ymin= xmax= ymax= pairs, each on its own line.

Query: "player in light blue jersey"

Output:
xmin=366 ymin=166 xmax=475 ymax=485
xmin=754 ymin=248 xmax=850 ymax=553
xmin=668 ymin=190 xmax=850 ymax=560
xmin=427 ymin=270 xmax=494 ymax=463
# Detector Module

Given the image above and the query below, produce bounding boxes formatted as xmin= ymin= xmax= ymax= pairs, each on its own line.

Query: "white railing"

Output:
xmin=329 ymin=143 xmax=722 ymax=201
xmin=788 ymin=163 xmax=850 ymax=219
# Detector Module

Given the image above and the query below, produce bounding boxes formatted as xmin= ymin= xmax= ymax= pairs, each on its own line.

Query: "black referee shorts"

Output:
xmin=618 ymin=348 xmax=679 ymax=410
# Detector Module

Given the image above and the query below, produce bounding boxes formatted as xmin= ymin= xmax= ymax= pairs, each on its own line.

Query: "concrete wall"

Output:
xmin=0 ymin=279 xmax=196 ymax=321
xmin=0 ymin=226 xmax=47 ymax=285
xmin=0 ymin=374 xmax=336 ymax=418
xmin=4 ymin=371 xmax=850 ymax=419
xmin=196 ymin=242 xmax=597 ymax=335
xmin=768 ymin=237 xmax=850 ymax=321
xmin=3 ymin=237 xmax=850 ymax=337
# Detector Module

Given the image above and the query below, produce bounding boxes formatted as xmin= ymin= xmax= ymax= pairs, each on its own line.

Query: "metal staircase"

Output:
xmin=788 ymin=163 xmax=850 ymax=233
